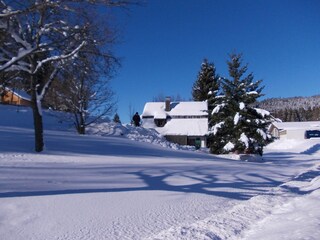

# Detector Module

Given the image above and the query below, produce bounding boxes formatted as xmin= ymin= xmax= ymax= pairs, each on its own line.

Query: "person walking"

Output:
xmin=132 ymin=112 xmax=141 ymax=127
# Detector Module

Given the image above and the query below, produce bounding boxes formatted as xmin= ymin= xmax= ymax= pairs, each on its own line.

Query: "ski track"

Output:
xmin=146 ymin=164 xmax=320 ymax=240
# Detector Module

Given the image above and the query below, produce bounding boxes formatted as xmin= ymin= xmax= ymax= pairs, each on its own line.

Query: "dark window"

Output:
xmin=154 ymin=119 xmax=166 ymax=127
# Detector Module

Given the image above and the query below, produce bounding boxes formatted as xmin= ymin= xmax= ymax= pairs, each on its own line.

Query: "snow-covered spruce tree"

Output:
xmin=192 ymin=59 xmax=221 ymax=150
xmin=0 ymin=1 xmax=134 ymax=151
xmin=208 ymin=53 xmax=273 ymax=155
xmin=192 ymin=59 xmax=220 ymax=110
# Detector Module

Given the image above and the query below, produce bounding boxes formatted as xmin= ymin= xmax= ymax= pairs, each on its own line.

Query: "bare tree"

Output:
xmin=47 ymin=63 xmax=116 ymax=134
xmin=0 ymin=0 xmax=137 ymax=151
xmin=44 ymin=16 xmax=118 ymax=134
xmin=128 ymin=103 xmax=135 ymax=124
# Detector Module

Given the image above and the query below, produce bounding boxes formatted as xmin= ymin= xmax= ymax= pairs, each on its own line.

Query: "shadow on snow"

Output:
xmin=0 ymin=166 xmax=286 ymax=200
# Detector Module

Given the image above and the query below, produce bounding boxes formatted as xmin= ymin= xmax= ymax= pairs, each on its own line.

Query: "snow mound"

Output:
xmin=266 ymin=138 xmax=320 ymax=154
xmin=87 ymin=122 xmax=196 ymax=151
xmin=87 ymin=122 xmax=129 ymax=136
xmin=281 ymin=165 xmax=320 ymax=193
xmin=220 ymin=154 xmax=263 ymax=162
xmin=0 ymin=105 xmax=72 ymax=130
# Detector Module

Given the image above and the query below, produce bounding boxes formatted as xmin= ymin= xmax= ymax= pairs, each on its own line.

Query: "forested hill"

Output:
xmin=257 ymin=95 xmax=320 ymax=122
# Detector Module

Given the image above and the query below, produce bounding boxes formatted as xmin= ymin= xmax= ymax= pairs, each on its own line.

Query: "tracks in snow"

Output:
xmin=144 ymin=165 xmax=320 ymax=240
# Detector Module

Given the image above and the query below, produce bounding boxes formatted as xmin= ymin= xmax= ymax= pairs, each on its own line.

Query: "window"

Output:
xmin=154 ymin=119 xmax=167 ymax=127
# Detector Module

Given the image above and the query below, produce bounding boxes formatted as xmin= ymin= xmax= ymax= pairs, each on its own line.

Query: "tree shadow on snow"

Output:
xmin=280 ymin=167 xmax=320 ymax=195
xmin=262 ymin=152 xmax=317 ymax=167
xmin=300 ymin=144 xmax=320 ymax=155
xmin=0 ymin=166 xmax=285 ymax=200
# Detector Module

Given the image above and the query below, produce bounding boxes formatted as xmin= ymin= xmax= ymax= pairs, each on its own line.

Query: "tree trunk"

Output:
xmin=78 ymin=113 xmax=86 ymax=135
xmin=31 ymin=75 xmax=44 ymax=152
xmin=32 ymin=100 xmax=44 ymax=152
xmin=78 ymin=125 xmax=85 ymax=134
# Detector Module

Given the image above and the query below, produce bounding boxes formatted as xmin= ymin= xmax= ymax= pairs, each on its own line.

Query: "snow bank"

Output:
xmin=145 ymin=164 xmax=320 ymax=240
xmin=243 ymin=165 xmax=320 ymax=240
xmin=218 ymin=154 xmax=263 ymax=162
xmin=87 ymin=122 xmax=196 ymax=151
xmin=0 ymin=104 xmax=72 ymax=130
xmin=266 ymin=138 xmax=320 ymax=154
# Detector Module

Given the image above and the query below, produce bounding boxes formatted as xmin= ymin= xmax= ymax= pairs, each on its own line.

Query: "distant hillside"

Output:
xmin=257 ymin=95 xmax=320 ymax=122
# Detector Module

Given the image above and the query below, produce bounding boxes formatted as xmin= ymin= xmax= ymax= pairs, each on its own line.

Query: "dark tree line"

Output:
xmin=258 ymin=96 xmax=320 ymax=122
xmin=274 ymin=107 xmax=320 ymax=122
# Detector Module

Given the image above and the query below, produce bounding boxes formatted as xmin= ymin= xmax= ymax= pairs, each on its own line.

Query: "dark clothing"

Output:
xmin=132 ymin=113 xmax=141 ymax=127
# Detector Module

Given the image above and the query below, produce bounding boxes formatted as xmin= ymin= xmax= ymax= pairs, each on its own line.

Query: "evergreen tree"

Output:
xmin=192 ymin=59 xmax=220 ymax=110
xmin=208 ymin=53 xmax=273 ymax=155
xmin=113 ymin=113 xmax=121 ymax=124
xmin=192 ymin=59 xmax=220 ymax=149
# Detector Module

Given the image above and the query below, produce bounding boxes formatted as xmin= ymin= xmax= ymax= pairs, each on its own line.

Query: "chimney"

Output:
xmin=165 ymin=96 xmax=171 ymax=111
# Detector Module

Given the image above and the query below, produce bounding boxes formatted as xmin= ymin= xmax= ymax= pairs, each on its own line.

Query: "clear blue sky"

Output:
xmin=110 ymin=0 xmax=320 ymax=123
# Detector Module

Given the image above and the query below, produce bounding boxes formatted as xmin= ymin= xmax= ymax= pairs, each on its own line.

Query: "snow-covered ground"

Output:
xmin=0 ymin=105 xmax=319 ymax=240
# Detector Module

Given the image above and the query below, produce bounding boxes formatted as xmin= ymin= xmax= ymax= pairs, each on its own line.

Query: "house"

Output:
xmin=0 ymin=86 xmax=32 ymax=107
xmin=269 ymin=121 xmax=320 ymax=140
xmin=141 ymin=97 xmax=208 ymax=148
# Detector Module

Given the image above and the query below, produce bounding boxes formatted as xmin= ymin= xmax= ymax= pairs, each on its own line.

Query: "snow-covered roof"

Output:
xmin=272 ymin=121 xmax=320 ymax=131
xmin=143 ymin=118 xmax=208 ymax=136
xmin=141 ymin=101 xmax=208 ymax=136
xmin=159 ymin=118 xmax=208 ymax=136
xmin=12 ymin=89 xmax=31 ymax=101
xmin=142 ymin=102 xmax=165 ymax=117
xmin=142 ymin=101 xmax=208 ymax=118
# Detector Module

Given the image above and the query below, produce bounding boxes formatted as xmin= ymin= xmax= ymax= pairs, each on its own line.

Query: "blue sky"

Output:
xmin=111 ymin=0 xmax=320 ymax=123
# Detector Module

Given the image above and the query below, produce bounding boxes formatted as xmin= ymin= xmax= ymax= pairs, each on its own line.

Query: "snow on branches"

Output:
xmin=254 ymin=108 xmax=270 ymax=118
xmin=208 ymin=53 xmax=272 ymax=155
xmin=0 ymin=0 xmax=125 ymax=151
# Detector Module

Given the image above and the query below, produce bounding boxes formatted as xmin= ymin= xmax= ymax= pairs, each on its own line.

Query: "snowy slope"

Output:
xmin=0 ymin=104 xmax=319 ymax=240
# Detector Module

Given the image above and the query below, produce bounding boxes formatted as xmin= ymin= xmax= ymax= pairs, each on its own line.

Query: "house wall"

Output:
xmin=165 ymin=135 xmax=188 ymax=146
xmin=269 ymin=126 xmax=280 ymax=138
xmin=280 ymin=129 xmax=305 ymax=140
xmin=20 ymin=98 xmax=31 ymax=106
xmin=287 ymin=129 xmax=306 ymax=139
xmin=1 ymin=91 xmax=17 ymax=104
xmin=165 ymin=135 xmax=207 ymax=148
xmin=187 ymin=136 xmax=207 ymax=148
xmin=279 ymin=130 xmax=287 ymax=139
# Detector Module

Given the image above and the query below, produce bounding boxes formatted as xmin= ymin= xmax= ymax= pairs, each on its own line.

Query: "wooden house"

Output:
xmin=0 ymin=86 xmax=32 ymax=107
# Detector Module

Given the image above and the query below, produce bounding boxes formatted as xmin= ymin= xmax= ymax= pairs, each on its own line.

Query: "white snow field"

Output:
xmin=0 ymin=105 xmax=319 ymax=240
